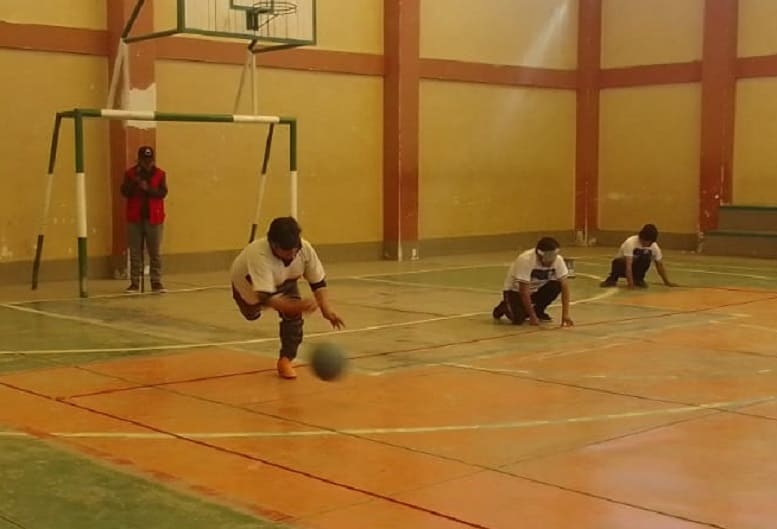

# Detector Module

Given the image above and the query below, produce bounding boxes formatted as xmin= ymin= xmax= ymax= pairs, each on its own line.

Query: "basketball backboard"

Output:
xmin=125 ymin=0 xmax=316 ymax=50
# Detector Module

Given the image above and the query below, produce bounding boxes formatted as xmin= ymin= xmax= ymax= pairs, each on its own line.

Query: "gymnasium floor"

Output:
xmin=1 ymin=247 xmax=776 ymax=529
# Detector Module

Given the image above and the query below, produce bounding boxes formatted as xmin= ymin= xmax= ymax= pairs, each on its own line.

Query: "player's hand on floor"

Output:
xmin=322 ymin=309 xmax=345 ymax=329
xmin=528 ymin=316 xmax=541 ymax=326
xmin=561 ymin=316 xmax=574 ymax=327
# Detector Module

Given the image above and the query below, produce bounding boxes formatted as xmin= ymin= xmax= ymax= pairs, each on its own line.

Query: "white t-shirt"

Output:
xmin=616 ymin=235 xmax=663 ymax=262
xmin=230 ymin=237 xmax=326 ymax=304
xmin=503 ymin=249 xmax=569 ymax=293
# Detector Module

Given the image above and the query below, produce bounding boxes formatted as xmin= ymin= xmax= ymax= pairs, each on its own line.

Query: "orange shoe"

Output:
xmin=277 ymin=357 xmax=297 ymax=379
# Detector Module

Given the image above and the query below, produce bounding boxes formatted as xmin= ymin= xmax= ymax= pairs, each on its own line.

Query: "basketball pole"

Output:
xmin=251 ymin=48 xmax=258 ymax=115
xmin=106 ymin=43 xmax=126 ymax=109
xmin=233 ymin=51 xmax=252 ymax=114
xmin=233 ymin=39 xmax=259 ymax=114
xmin=249 ymin=124 xmax=275 ymax=242
xmin=108 ymin=0 xmax=143 ymax=108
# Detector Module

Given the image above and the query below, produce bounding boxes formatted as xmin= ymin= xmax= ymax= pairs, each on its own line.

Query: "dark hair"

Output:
xmin=638 ymin=224 xmax=659 ymax=243
xmin=536 ymin=237 xmax=560 ymax=252
xmin=137 ymin=145 xmax=154 ymax=159
xmin=267 ymin=216 xmax=302 ymax=250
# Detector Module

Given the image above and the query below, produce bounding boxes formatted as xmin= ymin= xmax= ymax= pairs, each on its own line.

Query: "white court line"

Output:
xmin=2 ymin=258 xmax=603 ymax=307
xmin=9 ymin=255 xmax=773 ymax=307
xmin=353 ymin=277 xmax=494 ymax=294
xmin=347 ymin=258 xmax=608 ymax=279
xmin=357 ymin=341 xmax=632 ymax=378
xmin=349 ymin=262 xmax=510 ymax=278
xmin=1 ymin=303 xmax=107 ymax=326
xmin=0 ymin=311 xmax=487 ymax=355
xmin=0 ymin=274 xmax=617 ymax=356
xmin=3 ymin=266 xmax=512 ymax=307
xmin=1 ymin=285 xmax=229 ymax=306
xmin=0 ymin=394 xmax=772 ymax=440
xmin=576 ymin=257 xmax=777 ymax=281
xmin=737 ymin=323 xmax=777 ymax=335
xmin=665 ymin=268 xmax=776 ymax=281
xmin=446 ymin=362 xmax=775 ymax=381
xmin=577 ymin=255 xmax=777 ymax=279
xmin=584 ymin=316 xmax=737 ymax=342
xmin=525 ymin=340 xmax=628 ymax=361
xmin=365 ymin=313 xmax=755 ymax=381
xmin=353 ymin=272 xmax=607 ymax=295
xmin=0 ymin=303 xmax=188 ymax=343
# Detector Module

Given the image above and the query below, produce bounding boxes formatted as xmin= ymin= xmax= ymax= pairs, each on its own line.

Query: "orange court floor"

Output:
xmin=0 ymin=247 xmax=776 ymax=529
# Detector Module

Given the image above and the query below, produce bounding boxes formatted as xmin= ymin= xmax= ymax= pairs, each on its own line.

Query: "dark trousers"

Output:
xmin=232 ymin=279 xmax=304 ymax=360
xmin=606 ymin=254 xmax=651 ymax=282
xmin=494 ymin=281 xmax=561 ymax=324
xmin=127 ymin=221 xmax=163 ymax=285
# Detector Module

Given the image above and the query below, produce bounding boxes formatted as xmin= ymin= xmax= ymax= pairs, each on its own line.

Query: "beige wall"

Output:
xmin=736 ymin=1 xmax=777 ymax=205
xmin=13 ymin=0 xmax=777 ymax=273
xmin=599 ymin=85 xmax=701 ymax=234
xmin=156 ymin=62 xmax=382 ymax=253
xmin=601 ymin=0 xmax=704 ymax=68
xmin=313 ymin=0 xmax=382 ymax=54
xmin=0 ymin=0 xmax=106 ymax=30
xmin=733 ymin=79 xmax=777 ymax=205
xmin=420 ymin=81 xmax=576 ymax=239
xmin=738 ymin=0 xmax=777 ymax=57
xmin=421 ymin=0 xmax=577 ymax=68
xmin=0 ymin=50 xmax=110 ymax=266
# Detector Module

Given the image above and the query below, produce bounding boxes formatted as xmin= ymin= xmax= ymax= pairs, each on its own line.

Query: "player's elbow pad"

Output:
xmin=309 ymin=279 xmax=327 ymax=291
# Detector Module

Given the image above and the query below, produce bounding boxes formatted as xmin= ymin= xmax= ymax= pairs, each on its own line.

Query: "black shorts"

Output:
xmin=232 ymin=285 xmax=263 ymax=321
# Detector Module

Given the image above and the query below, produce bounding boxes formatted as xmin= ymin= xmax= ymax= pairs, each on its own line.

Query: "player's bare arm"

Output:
xmin=519 ymin=281 xmax=540 ymax=325
xmin=560 ymin=278 xmax=574 ymax=327
xmin=313 ymin=287 xmax=345 ymax=329
xmin=656 ymin=261 xmax=678 ymax=287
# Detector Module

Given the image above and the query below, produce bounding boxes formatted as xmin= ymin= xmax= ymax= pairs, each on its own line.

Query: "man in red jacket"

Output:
xmin=120 ymin=146 xmax=168 ymax=293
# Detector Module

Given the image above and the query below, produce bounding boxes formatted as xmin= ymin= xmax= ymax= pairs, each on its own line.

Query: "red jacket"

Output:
xmin=120 ymin=166 xmax=167 ymax=224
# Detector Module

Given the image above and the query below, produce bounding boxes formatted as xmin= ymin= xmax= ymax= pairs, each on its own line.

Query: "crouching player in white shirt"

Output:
xmin=230 ymin=217 xmax=345 ymax=379
xmin=493 ymin=237 xmax=574 ymax=327
xmin=600 ymin=223 xmax=678 ymax=289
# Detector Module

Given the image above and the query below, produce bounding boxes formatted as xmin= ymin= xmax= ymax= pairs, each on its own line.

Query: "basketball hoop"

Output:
xmin=122 ymin=0 xmax=315 ymax=48
xmin=246 ymin=1 xmax=298 ymax=30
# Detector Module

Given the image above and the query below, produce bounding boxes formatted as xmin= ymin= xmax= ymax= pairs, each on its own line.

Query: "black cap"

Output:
xmin=138 ymin=146 xmax=154 ymax=159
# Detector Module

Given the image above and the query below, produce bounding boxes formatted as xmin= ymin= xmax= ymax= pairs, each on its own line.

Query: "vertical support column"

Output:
xmin=74 ymin=112 xmax=89 ymax=298
xmin=575 ymin=0 xmax=602 ymax=242
xmin=107 ymin=0 xmax=157 ymax=278
xmin=383 ymin=0 xmax=420 ymax=260
xmin=700 ymin=0 xmax=738 ymax=232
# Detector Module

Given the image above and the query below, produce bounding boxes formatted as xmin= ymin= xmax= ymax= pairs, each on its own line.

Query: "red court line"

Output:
xmin=65 ymin=367 xmax=275 ymax=400
xmin=0 ymin=379 xmax=492 ymax=529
